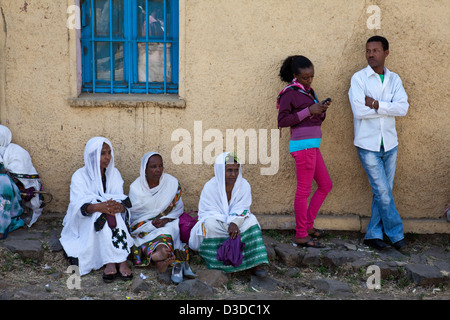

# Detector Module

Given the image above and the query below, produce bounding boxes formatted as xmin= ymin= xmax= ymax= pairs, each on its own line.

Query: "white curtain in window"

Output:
xmin=138 ymin=43 xmax=171 ymax=83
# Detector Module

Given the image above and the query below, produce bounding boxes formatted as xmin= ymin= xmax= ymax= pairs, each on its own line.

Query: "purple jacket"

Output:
xmin=277 ymin=88 xmax=326 ymax=141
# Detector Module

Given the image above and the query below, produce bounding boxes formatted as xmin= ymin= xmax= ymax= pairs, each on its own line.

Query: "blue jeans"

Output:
xmin=357 ymin=146 xmax=404 ymax=243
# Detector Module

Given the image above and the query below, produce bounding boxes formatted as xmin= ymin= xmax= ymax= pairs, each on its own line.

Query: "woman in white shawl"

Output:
xmin=129 ymin=152 xmax=193 ymax=282
xmin=59 ymin=137 xmax=133 ymax=281
xmin=189 ymin=152 xmax=268 ymax=276
xmin=0 ymin=125 xmax=44 ymax=234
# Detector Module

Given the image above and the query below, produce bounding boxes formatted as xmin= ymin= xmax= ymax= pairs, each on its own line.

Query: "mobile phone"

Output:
xmin=321 ymin=97 xmax=331 ymax=105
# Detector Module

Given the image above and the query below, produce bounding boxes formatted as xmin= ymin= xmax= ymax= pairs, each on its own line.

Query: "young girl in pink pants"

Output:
xmin=277 ymin=55 xmax=333 ymax=248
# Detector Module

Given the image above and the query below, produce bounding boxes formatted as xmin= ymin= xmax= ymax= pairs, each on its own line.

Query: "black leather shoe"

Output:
xmin=363 ymin=238 xmax=388 ymax=250
xmin=393 ymin=239 xmax=407 ymax=251
xmin=252 ymin=266 xmax=268 ymax=278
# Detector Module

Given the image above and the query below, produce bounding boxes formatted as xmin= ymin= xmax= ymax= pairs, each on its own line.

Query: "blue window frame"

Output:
xmin=81 ymin=0 xmax=179 ymax=94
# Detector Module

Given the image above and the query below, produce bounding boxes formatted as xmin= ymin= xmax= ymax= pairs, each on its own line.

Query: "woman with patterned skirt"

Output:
xmin=129 ymin=152 xmax=194 ymax=283
xmin=189 ymin=152 xmax=268 ymax=277
xmin=0 ymin=125 xmax=45 ymax=236
xmin=0 ymin=173 xmax=24 ymax=239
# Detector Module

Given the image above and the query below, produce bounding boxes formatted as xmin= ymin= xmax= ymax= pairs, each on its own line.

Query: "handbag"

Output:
xmin=178 ymin=211 xmax=198 ymax=243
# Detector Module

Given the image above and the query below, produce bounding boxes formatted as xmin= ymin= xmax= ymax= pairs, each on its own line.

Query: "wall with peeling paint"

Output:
xmin=0 ymin=0 xmax=448 ymax=234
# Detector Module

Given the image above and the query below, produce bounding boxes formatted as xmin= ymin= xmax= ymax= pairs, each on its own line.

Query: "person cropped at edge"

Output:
xmin=60 ymin=137 xmax=133 ymax=282
xmin=277 ymin=55 xmax=333 ymax=248
xmin=348 ymin=36 xmax=409 ymax=251
xmin=0 ymin=125 xmax=45 ymax=239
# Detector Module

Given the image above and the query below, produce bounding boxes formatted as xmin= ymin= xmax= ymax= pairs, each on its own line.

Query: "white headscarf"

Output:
xmin=82 ymin=137 xmax=124 ymax=199
xmin=129 ymin=152 xmax=181 ymax=226
xmin=0 ymin=125 xmax=12 ymax=161
xmin=0 ymin=125 xmax=42 ymax=226
xmin=62 ymin=137 xmax=127 ymax=228
xmin=0 ymin=125 xmax=38 ymax=179
xmin=197 ymin=152 xmax=252 ymax=225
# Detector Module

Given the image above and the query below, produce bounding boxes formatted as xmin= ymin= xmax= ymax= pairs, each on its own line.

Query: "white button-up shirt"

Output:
xmin=348 ymin=65 xmax=409 ymax=152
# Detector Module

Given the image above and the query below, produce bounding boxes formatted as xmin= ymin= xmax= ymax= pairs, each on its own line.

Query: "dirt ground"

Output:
xmin=0 ymin=217 xmax=448 ymax=302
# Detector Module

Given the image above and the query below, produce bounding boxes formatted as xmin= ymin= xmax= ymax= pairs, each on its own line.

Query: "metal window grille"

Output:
xmin=81 ymin=0 xmax=179 ymax=94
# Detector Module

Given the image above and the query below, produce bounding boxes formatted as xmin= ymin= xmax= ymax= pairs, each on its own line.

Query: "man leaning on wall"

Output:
xmin=348 ymin=36 xmax=409 ymax=252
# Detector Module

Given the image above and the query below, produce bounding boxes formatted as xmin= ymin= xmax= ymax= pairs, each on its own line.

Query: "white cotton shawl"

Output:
xmin=0 ymin=125 xmax=12 ymax=161
xmin=129 ymin=152 xmax=183 ymax=248
xmin=60 ymin=137 xmax=132 ymax=275
xmin=0 ymin=125 xmax=42 ymax=226
xmin=62 ymin=137 xmax=128 ymax=231
xmin=0 ymin=126 xmax=39 ymax=181
xmin=189 ymin=152 xmax=253 ymax=250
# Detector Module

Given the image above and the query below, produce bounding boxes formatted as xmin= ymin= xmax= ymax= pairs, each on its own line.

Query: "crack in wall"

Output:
xmin=0 ymin=6 xmax=7 ymax=122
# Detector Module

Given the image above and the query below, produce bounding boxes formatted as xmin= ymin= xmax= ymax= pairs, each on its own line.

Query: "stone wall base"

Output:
xmin=42 ymin=212 xmax=449 ymax=235
xmin=256 ymin=214 xmax=450 ymax=235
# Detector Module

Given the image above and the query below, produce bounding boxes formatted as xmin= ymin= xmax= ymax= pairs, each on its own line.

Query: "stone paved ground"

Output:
xmin=0 ymin=215 xmax=448 ymax=301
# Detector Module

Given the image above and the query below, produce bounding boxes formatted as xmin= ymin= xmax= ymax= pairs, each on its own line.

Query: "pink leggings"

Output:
xmin=291 ymin=148 xmax=332 ymax=238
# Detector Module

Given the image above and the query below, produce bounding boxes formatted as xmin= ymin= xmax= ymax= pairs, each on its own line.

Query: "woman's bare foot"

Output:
xmin=151 ymin=244 xmax=175 ymax=273
xmin=104 ymin=263 xmax=117 ymax=275
xmin=117 ymin=261 xmax=132 ymax=277
xmin=102 ymin=263 xmax=118 ymax=282
xmin=154 ymin=258 xmax=174 ymax=273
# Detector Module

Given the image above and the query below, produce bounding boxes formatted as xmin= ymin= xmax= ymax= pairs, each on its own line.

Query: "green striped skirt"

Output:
xmin=198 ymin=224 xmax=268 ymax=273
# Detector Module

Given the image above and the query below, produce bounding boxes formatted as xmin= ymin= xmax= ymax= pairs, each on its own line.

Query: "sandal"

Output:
xmin=119 ymin=271 xmax=133 ymax=281
xmin=117 ymin=262 xmax=133 ymax=281
xmin=103 ymin=263 xmax=118 ymax=283
xmin=102 ymin=271 xmax=118 ymax=283
xmin=308 ymin=228 xmax=326 ymax=238
xmin=294 ymin=237 xmax=325 ymax=248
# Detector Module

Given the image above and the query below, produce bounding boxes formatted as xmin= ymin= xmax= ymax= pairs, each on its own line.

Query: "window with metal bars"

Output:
xmin=81 ymin=0 xmax=179 ymax=94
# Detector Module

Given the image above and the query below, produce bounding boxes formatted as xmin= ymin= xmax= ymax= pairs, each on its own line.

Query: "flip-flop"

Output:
xmin=119 ymin=271 xmax=133 ymax=281
xmin=308 ymin=228 xmax=326 ymax=238
xmin=102 ymin=271 xmax=118 ymax=283
xmin=117 ymin=262 xmax=133 ymax=281
xmin=294 ymin=238 xmax=325 ymax=248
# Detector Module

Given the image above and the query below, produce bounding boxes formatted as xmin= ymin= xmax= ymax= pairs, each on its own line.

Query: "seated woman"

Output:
xmin=189 ymin=152 xmax=268 ymax=277
xmin=0 ymin=171 xmax=24 ymax=240
xmin=59 ymin=137 xmax=133 ymax=282
xmin=129 ymin=152 xmax=194 ymax=283
xmin=0 ymin=125 xmax=44 ymax=238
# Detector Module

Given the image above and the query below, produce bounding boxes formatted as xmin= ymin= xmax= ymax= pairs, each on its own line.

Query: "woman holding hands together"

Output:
xmin=60 ymin=137 xmax=133 ymax=282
